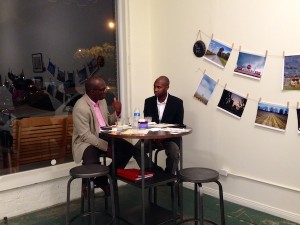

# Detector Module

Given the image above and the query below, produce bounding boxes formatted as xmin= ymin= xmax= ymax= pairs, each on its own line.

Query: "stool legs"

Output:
xmin=107 ymin=174 xmax=116 ymax=223
xmin=216 ymin=181 xmax=225 ymax=225
xmin=195 ymin=183 xmax=204 ymax=225
xmin=89 ymin=179 xmax=95 ymax=225
xmin=66 ymin=175 xmax=116 ymax=225
xmin=66 ymin=176 xmax=75 ymax=225
xmin=179 ymin=181 xmax=225 ymax=225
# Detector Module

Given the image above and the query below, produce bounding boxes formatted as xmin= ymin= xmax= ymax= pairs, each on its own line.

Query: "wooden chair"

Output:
xmin=12 ymin=115 xmax=68 ymax=168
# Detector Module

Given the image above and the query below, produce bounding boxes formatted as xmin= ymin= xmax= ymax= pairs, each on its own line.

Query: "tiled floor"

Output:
xmin=2 ymin=185 xmax=299 ymax=225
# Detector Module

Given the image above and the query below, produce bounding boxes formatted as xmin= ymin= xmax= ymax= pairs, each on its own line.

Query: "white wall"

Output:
xmin=127 ymin=0 xmax=300 ymax=223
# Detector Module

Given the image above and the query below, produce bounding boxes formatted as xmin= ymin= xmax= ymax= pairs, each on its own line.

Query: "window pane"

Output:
xmin=0 ymin=0 xmax=117 ymax=175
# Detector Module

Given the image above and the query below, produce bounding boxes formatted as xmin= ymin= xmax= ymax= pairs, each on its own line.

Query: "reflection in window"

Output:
xmin=0 ymin=0 xmax=117 ymax=175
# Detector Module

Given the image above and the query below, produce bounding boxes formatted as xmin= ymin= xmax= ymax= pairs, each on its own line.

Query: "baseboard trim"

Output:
xmin=183 ymin=183 xmax=300 ymax=224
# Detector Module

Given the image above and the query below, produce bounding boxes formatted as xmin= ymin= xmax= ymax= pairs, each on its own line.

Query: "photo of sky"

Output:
xmin=234 ymin=52 xmax=266 ymax=79
xmin=194 ymin=74 xmax=217 ymax=105
xmin=204 ymin=39 xmax=232 ymax=68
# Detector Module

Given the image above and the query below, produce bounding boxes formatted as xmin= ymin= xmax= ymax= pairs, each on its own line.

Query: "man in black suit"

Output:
xmin=133 ymin=76 xmax=184 ymax=174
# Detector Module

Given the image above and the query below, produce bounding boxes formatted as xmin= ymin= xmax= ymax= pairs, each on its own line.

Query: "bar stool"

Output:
xmin=178 ymin=167 xmax=225 ymax=225
xmin=66 ymin=164 xmax=116 ymax=225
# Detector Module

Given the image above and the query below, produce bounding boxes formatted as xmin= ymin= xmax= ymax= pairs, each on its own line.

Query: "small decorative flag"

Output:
xmin=47 ymin=60 xmax=56 ymax=76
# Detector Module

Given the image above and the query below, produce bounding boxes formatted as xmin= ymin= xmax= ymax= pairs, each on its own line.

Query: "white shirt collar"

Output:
xmin=157 ymin=93 xmax=168 ymax=122
xmin=157 ymin=93 xmax=168 ymax=105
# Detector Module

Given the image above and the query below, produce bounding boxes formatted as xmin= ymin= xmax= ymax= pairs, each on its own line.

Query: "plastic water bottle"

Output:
xmin=133 ymin=107 xmax=140 ymax=127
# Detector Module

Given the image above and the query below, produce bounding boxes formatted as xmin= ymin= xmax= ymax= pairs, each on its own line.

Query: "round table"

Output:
xmin=101 ymin=126 xmax=192 ymax=225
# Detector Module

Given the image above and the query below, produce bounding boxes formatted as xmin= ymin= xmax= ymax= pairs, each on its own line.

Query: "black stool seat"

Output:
xmin=178 ymin=167 xmax=219 ymax=183
xmin=66 ymin=164 xmax=116 ymax=225
xmin=70 ymin=164 xmax=110 ymax=178
xmin=178 ymin=167 xmax=225 ymax=225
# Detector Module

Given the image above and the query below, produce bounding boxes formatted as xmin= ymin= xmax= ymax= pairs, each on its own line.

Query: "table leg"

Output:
xmin=179 ymin=138 xmax=183 ymax=216
xmin=148 ymin=141 xmax=154 ymax=203
xmin=111 ymin=138 xmax=120 ymax=216
xmin=141 ymin=139 xmax=146 ymax=225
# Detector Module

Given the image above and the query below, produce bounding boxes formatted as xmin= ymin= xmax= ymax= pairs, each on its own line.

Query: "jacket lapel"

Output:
xmin=161 ymin=95 xmax=171 ymax=122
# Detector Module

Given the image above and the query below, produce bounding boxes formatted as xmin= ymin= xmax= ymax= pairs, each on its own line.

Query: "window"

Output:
xmin=0 ymin=0 xmax=118 ymax=175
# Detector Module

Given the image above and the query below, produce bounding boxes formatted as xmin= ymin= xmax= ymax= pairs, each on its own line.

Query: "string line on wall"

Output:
xmin=197 ymin=29 xmax=288 ymax=58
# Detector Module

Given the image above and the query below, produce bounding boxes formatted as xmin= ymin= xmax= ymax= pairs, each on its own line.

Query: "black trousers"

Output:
xmin=82 ymin=137 xmax=134 ymax=184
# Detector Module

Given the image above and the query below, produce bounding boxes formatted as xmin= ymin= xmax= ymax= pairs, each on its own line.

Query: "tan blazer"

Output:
xmin=72 ymin=94 xmax=117 ymax=163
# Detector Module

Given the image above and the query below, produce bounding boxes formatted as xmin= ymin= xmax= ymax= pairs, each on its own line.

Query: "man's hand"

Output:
xmin=112 ymin=97 xmax=121 ymax=117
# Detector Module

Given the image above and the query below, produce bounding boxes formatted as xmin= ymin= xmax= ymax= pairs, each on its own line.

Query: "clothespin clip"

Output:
xmin=287 ymin=101 xmax=290 ymax=108
xmin=259 ymin=97 xmax=262 ymax=103
xmin=224 ymin=83 xmax=227 ymax=89
xmin=246 ymin=93 xmax=249 ymax=99
xmin=265 ymin=50 xmax=268 ymax=58
xmin=239 ymin=46 xmax=242 ymax=52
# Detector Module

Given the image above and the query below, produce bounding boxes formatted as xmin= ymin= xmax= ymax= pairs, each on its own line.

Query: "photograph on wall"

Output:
xmin=217 ymin=89 xmax=247 ymax=119
xmin=234 ymin=51 xmax=266 ymax=80
xmin=255 ymin=102 xmax=289 ymax=132
xmin=32 ymin=53 xmax=44 ymax=73
xmin=204 ymin=39 xmax=232 ymax=69
xmin=194 ymin=74 xmax=217 ymax=105
xmin=283 ymin=55 xmax=300 ymax=90
xmin=296 ymin=108 xmax=300 ymax=133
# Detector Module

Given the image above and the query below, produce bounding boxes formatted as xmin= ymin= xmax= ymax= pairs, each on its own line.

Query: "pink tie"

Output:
xmin=93 ymin=102 xmax=106 ymax=129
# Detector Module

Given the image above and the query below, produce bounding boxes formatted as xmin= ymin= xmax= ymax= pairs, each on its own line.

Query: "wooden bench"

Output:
xmin=11 ymin=115 xmax=73 ymax=169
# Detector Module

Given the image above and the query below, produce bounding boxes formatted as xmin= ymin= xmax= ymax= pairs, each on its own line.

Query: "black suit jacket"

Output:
xmin=143 ymin=94 xmax=184 ymax=125
xmin=143 ymin=94 xmax=184 ymax=146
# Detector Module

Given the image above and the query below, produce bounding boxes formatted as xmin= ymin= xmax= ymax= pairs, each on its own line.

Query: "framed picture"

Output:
xmin=32 ymin=53 xmax=44 ymax=73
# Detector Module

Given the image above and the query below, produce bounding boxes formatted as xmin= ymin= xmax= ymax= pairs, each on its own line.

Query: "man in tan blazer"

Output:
xmin=72 ymin=75 xmax=133 ymax=195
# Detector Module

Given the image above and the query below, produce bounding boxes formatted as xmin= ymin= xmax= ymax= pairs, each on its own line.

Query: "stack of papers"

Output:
xmin=117 ymin=168 xmax=154 ymax=181
xmin=121 ymin=129 xmax=149 ymax=135
xmin=148 ymin=123 xmax=176 ymax=128
xmin=162 ymin=127 xmax=192 ymax=134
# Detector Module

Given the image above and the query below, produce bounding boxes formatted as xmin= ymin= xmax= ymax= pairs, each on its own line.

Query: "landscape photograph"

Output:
xmin=255 ymin=102 xmax=289 ymax=131
xmin=283 ymin=55 xmax=300 ymax=90
xmin=234 ymin=51 xmax=266 ymax=80
xmin=194 ymin=74 xmax=217 ymax=105
xmin=204 ymin=39 xmax=232 ymax=69
xmin=217 ymin=89 xmax=247 ymax=119
xmin=296 ymin=108 xmax=300 ymax=133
